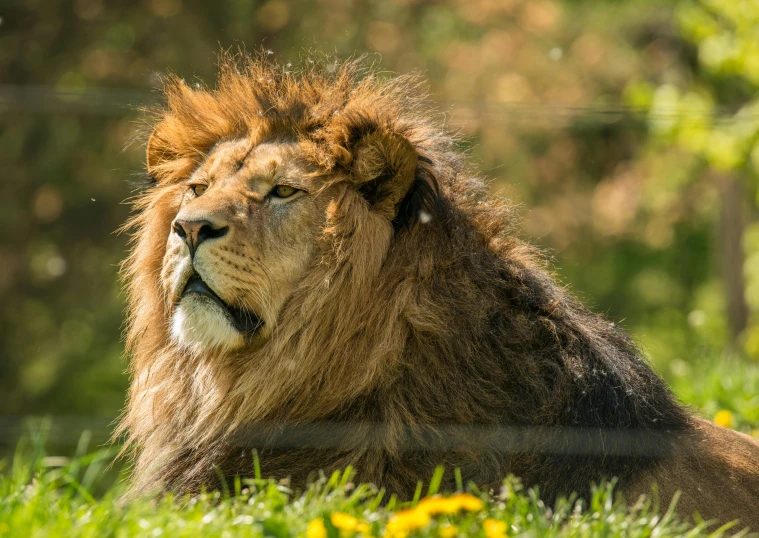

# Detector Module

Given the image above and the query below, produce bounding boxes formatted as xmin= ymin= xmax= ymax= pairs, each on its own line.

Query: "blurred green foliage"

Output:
xmin=0 ymin=0 xmax=757 ymax=431
xmin=625 ymin=0 xmax=759 ymax=361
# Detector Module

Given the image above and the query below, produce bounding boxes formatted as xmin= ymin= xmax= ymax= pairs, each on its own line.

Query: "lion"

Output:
xmin=118 ymin=52 xmax=759 ymax=529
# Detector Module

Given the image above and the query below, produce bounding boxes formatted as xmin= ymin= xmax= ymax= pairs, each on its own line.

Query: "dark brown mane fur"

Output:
xmin=119 ymin=52 xmax=759 ymax=528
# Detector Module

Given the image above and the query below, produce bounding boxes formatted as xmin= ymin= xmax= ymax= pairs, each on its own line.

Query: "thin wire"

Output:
xmin=0 ymin=84 xmax=154 ymax=116
xmin=1 ymin=84 xmax=757 ymax=125
xmin=3 ymin=416 xmax=692 ymax=457
xmin=0 ymin=416 xmax=114 ymax=445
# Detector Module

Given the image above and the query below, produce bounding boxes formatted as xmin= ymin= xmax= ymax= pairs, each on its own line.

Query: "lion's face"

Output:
xmin=161 ymin=138 xmax=331 ymax=353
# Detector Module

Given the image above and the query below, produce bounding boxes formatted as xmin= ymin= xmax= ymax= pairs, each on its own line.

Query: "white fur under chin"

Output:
xmin=171 ymin=295 xmax=244 ymax=353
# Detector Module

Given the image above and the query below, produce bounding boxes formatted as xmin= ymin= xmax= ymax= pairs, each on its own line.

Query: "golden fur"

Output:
xmin=118 ymin=52 xmax=759 ymax=530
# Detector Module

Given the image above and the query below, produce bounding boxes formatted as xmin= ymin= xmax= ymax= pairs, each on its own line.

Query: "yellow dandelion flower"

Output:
xmin=450 ymin=493 xmax=484 ymax=512
xmin=714 ymin=410 xmax=734 ymax=429
xmin=384 ymin=508 xmax=431 ymax=538
xmin=438 ymin=523 xmax=458 ymax=538
xmin=416 ymin=493 xmax=485 ymax=516
xmin=331 ymin=512 xmax=370 ymax=535
xmin=307 ymin=518 xmax=327 ymax=538
xmin=417 ymin=496 xmax=463 ymax=515
xmin=483 ymin=518 xmax=507 ymax=538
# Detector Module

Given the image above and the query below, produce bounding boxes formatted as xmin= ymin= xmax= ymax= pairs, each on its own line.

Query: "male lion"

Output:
xmin=119 ymin=53 xmax=759 ymax=528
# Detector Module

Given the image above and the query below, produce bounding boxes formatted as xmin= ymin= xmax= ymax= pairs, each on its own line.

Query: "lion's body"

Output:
xmin=120 ymin=53 xmax=759 ymax=530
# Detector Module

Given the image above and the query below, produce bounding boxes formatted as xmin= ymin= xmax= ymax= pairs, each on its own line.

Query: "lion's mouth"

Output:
xmin=181 ymin=274 xmax=264 ymax=334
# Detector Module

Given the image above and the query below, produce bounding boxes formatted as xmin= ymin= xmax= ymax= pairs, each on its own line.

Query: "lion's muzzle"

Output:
xmin=181 ymin=273 xmax=263 ymax=334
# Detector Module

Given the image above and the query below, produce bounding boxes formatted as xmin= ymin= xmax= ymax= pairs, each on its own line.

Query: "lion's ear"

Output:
xmin=351 ymin=131 xmax=418 ymax=219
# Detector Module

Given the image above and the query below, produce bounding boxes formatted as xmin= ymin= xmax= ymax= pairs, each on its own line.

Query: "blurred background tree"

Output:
xmin=0 ymin=0 xmax=757 ymax=441
xmin=625 ymin=0 xmax=759 ymax=356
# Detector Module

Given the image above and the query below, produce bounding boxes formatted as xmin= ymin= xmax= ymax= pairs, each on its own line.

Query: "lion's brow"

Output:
xmin=265 ymin=160 xmax=278 ymax=180
xmin=238 ymin=144 xmax=255 ymax=168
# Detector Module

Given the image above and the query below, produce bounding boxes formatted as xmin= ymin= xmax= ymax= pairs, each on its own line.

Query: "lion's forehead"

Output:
xmin=193 ymin=138 xmax=317 ymax=186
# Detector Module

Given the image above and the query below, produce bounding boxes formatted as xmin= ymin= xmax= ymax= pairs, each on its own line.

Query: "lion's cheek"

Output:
xmin=171 ymin=295 xmax=245 ymax=353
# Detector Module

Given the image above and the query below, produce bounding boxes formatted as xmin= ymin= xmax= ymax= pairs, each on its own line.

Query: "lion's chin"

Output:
xmin=171 ymin=295 xmax=245 ymax=353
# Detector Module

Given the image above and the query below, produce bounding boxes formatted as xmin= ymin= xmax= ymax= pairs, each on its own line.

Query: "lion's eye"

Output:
xmin=271 ymin=184 xmax=298 ymax=199
xmin=190 ymin=184 xmax=208 ymax=197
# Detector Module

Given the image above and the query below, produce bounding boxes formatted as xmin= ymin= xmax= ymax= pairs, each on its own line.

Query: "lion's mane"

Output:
xmin=118 ymin=52 xmax=690 ymax=502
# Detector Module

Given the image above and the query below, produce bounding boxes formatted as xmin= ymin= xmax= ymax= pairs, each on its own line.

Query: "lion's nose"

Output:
xmin=173 ymin=219 xmax=229 ymax=257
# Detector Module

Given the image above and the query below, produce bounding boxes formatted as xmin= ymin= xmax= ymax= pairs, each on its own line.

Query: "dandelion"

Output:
xmin=383 ymin=494 xmax=483 ymax=537
xmin=417 ymin=493 xmax=484 ymax=515
xmin=307 ymin=518 xmax=327 ymax=538
xmin=450 ymin=493 xmax=484 ymax=512
xmin=416 ymin=496 xmax=461 ymax=515
xmin=384 ymin=508 xmax=431 ymax=538
xmin=714 ymin=410 xmax=734 ymax=429
xmin=331 ymin=512 xmax=370 ymax=535
xmin=483 ymin=518 xmax=507 ymax=538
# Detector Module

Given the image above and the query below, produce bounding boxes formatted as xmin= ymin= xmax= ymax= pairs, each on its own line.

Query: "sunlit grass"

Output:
xmin=667 ymin=357 xmax=759 ymax=433
xmin=0 ymin=434 xmax=743 ymax=538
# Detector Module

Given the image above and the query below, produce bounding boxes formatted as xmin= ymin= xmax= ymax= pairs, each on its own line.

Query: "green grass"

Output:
xmin=666 ymin=357 xmax=759 ymax=432
xmin=0 ymin=439 xmax=748 ymax=537
xmin=2 ymin=358 xmax=758 ymax=537
xmin=0 ymin=455 xmax=735 ymax=538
